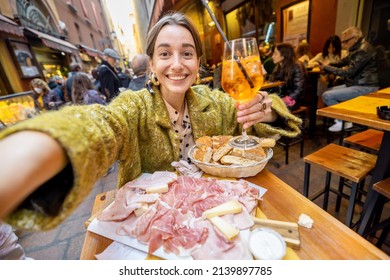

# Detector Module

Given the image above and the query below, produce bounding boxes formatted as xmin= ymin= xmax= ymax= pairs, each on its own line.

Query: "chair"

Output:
xmin=277 ymin=106 xmax=307 ymax=165
xmin=303 ymin=143 xmax=377 ymax=227
xmin=343 ymin=129 xmax=384 ymax=154
xmin=364 ymin=178 xmax=390 ymax=248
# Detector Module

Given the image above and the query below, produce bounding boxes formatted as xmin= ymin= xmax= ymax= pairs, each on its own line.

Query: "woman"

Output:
xmin=308 ymin=35 xmax=347 ymax=101
xmin=71 ymin=72 xmax=106 ymax=105
xmin=296 ymin=41 xmax=312 ymax=67
xmin=0 ymin=12 xmax=301 ymax=232
xmin=270 ymin=43 xmax=307 ymax=111
xmin=30 ymin=78 xmax=65 ymax=111
xmin=308 ymin=35 xmax=346 ymax=68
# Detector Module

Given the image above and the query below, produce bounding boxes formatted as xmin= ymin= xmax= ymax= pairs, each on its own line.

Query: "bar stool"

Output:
xmin=277 ymin=106 xmax=307 ymax=164
xmin=363 ymin=178 xmax=390 ymax=248
xmin=303 ymin=143 xmax=377 ymax=227
xmin=340 ymin=129 xmax=383 ymax=205
xmin=343 ymin=129 xmax=384 ymax=154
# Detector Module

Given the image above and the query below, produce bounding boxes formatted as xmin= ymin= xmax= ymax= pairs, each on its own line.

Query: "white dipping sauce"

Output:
xmin=249 ymin=228 xmax=286 ymax=260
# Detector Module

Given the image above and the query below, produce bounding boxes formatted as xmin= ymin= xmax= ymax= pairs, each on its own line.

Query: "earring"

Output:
xmin=193 ymin=73 xmax=201 ymax=85
xmin=150 ymin=72 xmax=160 ymax=86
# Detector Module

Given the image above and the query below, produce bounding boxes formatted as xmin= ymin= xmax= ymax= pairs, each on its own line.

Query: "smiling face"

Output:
xmin=149 ymin=24 xmax=200 ymax=98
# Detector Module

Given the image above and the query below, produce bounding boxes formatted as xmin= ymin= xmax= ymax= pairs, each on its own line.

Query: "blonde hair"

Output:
xmin=30 ymin=78 xmax=50 ymax=95
xmin=342 ymin=26 xmax=363 ymax=38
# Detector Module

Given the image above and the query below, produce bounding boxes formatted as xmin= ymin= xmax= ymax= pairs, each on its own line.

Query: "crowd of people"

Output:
xmin=26 ymin=48 xmax=152 ymax=113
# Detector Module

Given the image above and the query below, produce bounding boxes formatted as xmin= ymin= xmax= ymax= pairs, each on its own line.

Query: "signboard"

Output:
xmin=282 ymin=0 xmax=310 ymax=47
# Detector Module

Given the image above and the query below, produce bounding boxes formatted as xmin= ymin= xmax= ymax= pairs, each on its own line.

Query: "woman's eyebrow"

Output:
xmin=156 ymin=43 xmax=195 ymax=49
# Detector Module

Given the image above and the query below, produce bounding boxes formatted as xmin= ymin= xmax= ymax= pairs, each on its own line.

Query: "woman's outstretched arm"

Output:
xmin=0 ymin=131 xmax=68 ymax=219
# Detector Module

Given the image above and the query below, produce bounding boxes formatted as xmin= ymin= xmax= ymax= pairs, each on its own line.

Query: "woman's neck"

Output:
xmin=161 ymin=91 xmax=186 ymax=115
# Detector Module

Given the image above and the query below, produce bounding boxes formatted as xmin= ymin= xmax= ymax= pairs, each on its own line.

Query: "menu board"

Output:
xmin=282 ymin=0 xmax=310 ymax=47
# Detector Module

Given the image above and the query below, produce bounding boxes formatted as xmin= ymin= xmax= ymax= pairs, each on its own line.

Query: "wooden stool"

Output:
xmin=371 ymin=178 xmax=390 ymax=247
xmin=343 ymin=129 xmax=384 ymax=154
xmin=277 ymin=106 xmax=307 ymax=165
xmin=303 ymin=143 xmax=377 ymax=227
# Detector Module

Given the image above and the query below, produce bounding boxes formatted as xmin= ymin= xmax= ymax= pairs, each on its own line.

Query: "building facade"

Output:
xmin=0 ymin=0 xmax=119 ymax=96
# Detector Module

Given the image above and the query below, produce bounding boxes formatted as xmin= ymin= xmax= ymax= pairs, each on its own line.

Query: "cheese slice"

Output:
xmin=145 ymin=184 xmax=169 ymax=194
xmin=202 ymin=200 xmax=242 ymax=219
xmin=134 ymin=203 xmax=149 ymax=217
xmin=209 ymin=216 xmax=240 ymax=241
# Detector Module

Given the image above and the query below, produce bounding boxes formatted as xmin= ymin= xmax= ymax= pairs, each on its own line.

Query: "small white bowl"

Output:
xmin=248 ymin=228 xmax=286 ymax=260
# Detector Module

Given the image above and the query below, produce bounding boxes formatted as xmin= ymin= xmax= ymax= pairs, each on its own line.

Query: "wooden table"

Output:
xmin=317 ymin=91 xmax=390 ymax=236
xmin=260 ymin=80 xmax=284 ymax=91
xmin=80 ymin=169 xmax=389 ymax=260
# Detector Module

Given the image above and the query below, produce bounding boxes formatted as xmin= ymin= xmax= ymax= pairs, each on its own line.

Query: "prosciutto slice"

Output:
xmin=97 ymin=187 xmax=158 ymax=221
xmin=97 ymin=174 xmax=260 ymax=259
xmin=123 ymin=171 xmax=178 ymax=191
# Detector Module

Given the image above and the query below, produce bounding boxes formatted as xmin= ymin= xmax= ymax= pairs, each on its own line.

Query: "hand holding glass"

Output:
xmin=221 ymin=37 xmax=264 ymax=149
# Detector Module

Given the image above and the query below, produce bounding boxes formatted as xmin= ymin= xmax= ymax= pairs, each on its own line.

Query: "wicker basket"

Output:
xmin=188 ymin=145 xmax=273 ymax=178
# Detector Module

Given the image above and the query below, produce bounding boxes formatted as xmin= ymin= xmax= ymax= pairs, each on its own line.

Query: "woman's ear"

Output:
xmin=149 ymin=58 xmax=154 ymax=73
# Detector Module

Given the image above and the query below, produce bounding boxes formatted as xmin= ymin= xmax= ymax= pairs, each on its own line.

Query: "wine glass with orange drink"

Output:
xmin=221 ymin=37 xmax=264 ymax=149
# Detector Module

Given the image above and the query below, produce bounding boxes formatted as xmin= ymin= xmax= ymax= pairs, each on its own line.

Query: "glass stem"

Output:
xmin=242 ymin=129 xmax=249 ymax=141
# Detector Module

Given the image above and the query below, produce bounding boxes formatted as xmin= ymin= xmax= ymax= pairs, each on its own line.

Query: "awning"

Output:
xmin=78 ymin=44 xmax=102 ymax=57
xmin=0 ymin=15 xmax=24 ymax=37
xmin=24 ymin=27 xmax=78 ymax=54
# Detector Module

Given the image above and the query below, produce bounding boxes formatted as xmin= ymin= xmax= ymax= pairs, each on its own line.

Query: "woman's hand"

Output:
xmin=235 ymin=91 xmax=276 ymax=130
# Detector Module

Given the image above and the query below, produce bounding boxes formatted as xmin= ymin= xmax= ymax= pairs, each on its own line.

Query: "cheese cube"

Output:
xmin=209 ymin=216 xmax=240 ymax=241
xmin=202 ymin=200 xmax=242 ymax=219
xmin=145 ymin=184 xmax=169 ymax=194
xmin=134 ymin=204 xmax=149 ymax=217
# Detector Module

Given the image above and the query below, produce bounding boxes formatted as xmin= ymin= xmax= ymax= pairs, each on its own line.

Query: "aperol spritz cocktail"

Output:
xmin=221 ymin=37 xmax=264 ymax=149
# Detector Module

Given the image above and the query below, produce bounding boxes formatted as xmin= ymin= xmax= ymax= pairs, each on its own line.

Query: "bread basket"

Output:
xmin=188 ymin=145 xmax=273 ymax=178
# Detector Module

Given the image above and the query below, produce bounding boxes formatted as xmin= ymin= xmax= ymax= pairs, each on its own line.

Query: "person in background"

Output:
xmin=71 ymin=72 xmax=106 ymax=105
xmin=269 ymin=43 xmax=307 ymax=111
xmin=128 ymin=54 xmax=150 ymax=91
xmin=65 ymin=63 xmax=82 ymax=102
xmin=98 ymin=48 xmax=121 ymax=102
xmin=0 ymin=12 xmax=301 ymax=233
xmin=321 ymin=26 xmax=379 ymax=132
xmin=91 ymin=68 xmax=100 ymax=91
xmin=30 ymin=78 xmax=64 ymax=111
xmin=308 ymin=35 xmax=348 ymax=103
xmin=49 ymin=76 xmax=66 ymax=102
xmin=296 ymin=41 xmax=313 ymax=67
xmin=308 ymin=35 xmax=347 ymax=68
xmin=259 ymin=41 xmax=273 ymax=63
xmin=116 ymin=66 xmax=131 ymax=89
xmin=263 ymin=44 xmax=276 ymax=79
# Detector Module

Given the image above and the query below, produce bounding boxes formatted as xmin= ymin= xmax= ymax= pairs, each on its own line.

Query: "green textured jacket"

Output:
xmin=0 ymin=85 xmax=302 ymax=230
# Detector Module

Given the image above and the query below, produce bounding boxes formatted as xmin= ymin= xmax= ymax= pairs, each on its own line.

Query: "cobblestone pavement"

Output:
xmin=15 ymin=127 xmax=390 ymax=259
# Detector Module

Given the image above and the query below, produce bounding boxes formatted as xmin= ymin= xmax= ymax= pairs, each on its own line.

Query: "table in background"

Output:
xmin=80 ymin=169 xmax=388 ymax=260
xmin=260 ymin=80 xmax=284 ymax=92
xmin=317 ymin=91 xmax=390 ymax=236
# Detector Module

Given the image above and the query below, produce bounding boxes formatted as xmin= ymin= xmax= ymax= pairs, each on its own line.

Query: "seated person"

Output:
xmin=296 ymin=41 xmax=313 ymax=67
xmin=308 ymin=35 xmax=348 ymax=101
xmin=269 ymin=43 xmax=307 ymax=111
xmin=0 ymin=12 xmax=302 ymax=234
xmin=320 ymin=27 xmax=379 ymax=132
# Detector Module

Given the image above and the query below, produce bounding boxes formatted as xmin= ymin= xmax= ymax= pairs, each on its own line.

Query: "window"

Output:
xmin=80 ymin=0 xmax=89 ymax=18
xmin=74 ymin=23 xmax=82 ymax=43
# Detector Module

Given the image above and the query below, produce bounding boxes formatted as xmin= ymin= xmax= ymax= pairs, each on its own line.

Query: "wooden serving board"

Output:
xmin=251 ymin=216 xmax=301 ymax=249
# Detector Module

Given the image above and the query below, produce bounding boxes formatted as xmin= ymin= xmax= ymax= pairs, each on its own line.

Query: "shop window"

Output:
xmin=224 ymin=0 xmax=276 ymax=43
